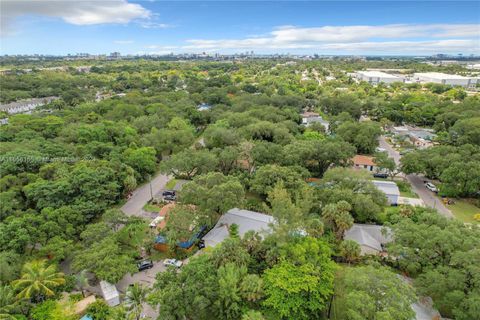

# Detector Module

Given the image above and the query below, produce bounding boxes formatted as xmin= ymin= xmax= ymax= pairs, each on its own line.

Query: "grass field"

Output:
xmin=165 ymin=178 xmax=177 ymax=190
xmin=143 ymin=203 xmax=163 ymax=213
xmin=448 ymin=199 xmax=480 ymax=224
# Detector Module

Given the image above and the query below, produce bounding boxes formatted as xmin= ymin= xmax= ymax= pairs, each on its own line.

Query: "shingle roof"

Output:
xmin=352 ymin=155 xmax=376 ymax=166
xmin=203 ymin=208 xmax=274 ymax=247
xmin=344 ymin=224 xmax=392 ymax=252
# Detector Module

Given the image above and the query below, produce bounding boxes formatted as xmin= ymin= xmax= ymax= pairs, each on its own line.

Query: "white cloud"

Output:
xmin=1 ymin=0 xmax=150 ymax=35
xmin=114 ymin=40 xmax=134 ymax=45
xmin=182 ymin=24 xmax=480 ymax=54
xmin=321 ymin=39 xmax=479 ymax=54
xmin=145 ymin=45 xmax=179 ymax=50
xmin=140 ymin=22 xmax=173 ymax=29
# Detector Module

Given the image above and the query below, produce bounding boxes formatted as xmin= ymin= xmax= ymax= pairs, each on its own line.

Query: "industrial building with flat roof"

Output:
xmin=355 ymin=71 xmax=403 ymax=84
xmin=413 ymin=72 xmax=479 ymax=88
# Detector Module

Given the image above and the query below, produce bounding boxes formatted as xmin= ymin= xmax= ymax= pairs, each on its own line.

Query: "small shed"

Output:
xmin=99 ymin=281 xmax=120 ymax=307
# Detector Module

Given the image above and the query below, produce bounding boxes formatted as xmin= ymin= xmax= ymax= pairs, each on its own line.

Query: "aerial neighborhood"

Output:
xmin=1 ymin=1 xmax=479 ymax=320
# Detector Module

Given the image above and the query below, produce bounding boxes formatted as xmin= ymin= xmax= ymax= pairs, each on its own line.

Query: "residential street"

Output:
xmin=121 ymin=173 xmax=171 ymax=217
xmin=378 ymin=136 xmax=453 ymax=218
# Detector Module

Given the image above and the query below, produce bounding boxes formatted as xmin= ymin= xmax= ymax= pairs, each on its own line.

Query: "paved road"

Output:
xmin=121 ymin=173 xmax=171 ymax=217
xmin=116 ymin=261 xmax=167 ymax=319
xmin=378 ymin=136 xmax=453 ymax=218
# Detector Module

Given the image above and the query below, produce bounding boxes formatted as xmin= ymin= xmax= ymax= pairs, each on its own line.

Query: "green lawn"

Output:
xmin=143 ymin=203 xmax=163 ymax=213
xmin=165 ymin=178 xmax=177 ymax=190
xmin=448 ymin=199 xmax=480 ymax=224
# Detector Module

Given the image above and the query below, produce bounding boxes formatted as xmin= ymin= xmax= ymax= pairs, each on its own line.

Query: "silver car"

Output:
xmin=163 ymin=258 xmax=183 ymax=268
xmin=425 ymin=182 xmax=438 ymax=193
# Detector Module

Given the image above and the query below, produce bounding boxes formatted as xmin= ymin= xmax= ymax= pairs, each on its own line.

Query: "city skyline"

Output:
xmin=1 ymin=1 xmax=479 ymax=56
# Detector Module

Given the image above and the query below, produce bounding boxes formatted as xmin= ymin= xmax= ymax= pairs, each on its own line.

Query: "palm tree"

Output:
xmin=0 ymin=285 xmax=19 ymax=320
xmin=12 ymin=260 xmax=65 ymax=302
xmin=124 ymin=283 xmax=149 ymax=320
xmin=240 ymin=274 xmax=264 ymax=302
xmin=322 ymin=200 xmax=353 ymax=240
xmin=74 ymin=270 xmax=89 ymax=297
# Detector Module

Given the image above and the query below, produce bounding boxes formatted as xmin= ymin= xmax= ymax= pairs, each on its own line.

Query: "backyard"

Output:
xmin=447 ymin=199 xmax=480 ymax=224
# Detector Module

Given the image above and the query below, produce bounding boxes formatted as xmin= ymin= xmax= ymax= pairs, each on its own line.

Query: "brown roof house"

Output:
xmin=351 ymin=155 xmax=378 ymax=172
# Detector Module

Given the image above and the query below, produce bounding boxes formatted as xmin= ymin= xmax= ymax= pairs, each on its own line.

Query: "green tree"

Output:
xmin=125 ymin=284 xmax=149 ymax=320
xmin=242 ymin=310 xmax=265 ymax=320
xmin=215 ymin=263 xmax=246 ymax=320
xmin=123 ymin=147 xmax=157 ymax=180
xmin=322 ymin=201 xmax=354 ymax=240
xmin=0 ymin=285 xmax=20 ymax=319
xmin=338 ymin=265 xmax=416 ymax=320
xmin=250 ymin=164 xmax=307 ymax=197
xmin=160 ymin=149 xmax=218 ymax=179
xmin=72 ymin=236 xmax=136 ymax=283
xmin=336 ymin=121 xmax=382 ymax=154
xmin=374 ymin=152 xmax=398 ymax=179
xmin=12 ymin=260 xmax=65 ymax=302
xmin=180 ymin=172 xmax=245 ymax=220
xmin=263 ymin=237 xmax=335 ymax=320
xmin=338 ymin=240 xmax=361 ymax=264
xmin=86 ymin=300 xmax=111 ymax=320
xmin=74 ymin=270 xmax=89 ymax=298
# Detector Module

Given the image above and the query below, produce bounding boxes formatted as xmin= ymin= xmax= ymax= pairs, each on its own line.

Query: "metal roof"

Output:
xmin=373 ymin=180 xmax=400 ymax=196
xmin=203 ymin=208 xmax=274 ymax=247
xmin=356 ymin=71 xmax=400 ymax=78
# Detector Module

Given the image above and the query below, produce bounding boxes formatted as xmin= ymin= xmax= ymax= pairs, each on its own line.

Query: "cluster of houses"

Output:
xmin=391 ymin=125 xmax=437 ymax=149
xmin=0 ymin=96 xmax=59 ymax=115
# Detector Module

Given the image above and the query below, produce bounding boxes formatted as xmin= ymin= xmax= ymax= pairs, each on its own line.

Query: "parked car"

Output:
xmin=162 ymin=190 xmax=176 ymax=201
xmin=137 ymin=260 xmax=154 ymax=271
xmin=425 ymin=182 xmax=438 ymax=193
xmin=197 ymin=239 xmax=205 ymax=249
xmin=163 ymin=258 xmax=182 ymax=268
xmin=162 ymin=190 xmax=176 ymax=197
xmin=373 ymin=172 xmax=388 ymax=179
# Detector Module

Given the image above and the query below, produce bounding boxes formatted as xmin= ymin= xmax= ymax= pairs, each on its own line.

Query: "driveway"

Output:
xmin=378 ymin=136 xmax=453 ymax=218
xmin=116 ymin=261 xmax=167 ymax=319
xmin=121 ymin=173 xmax=171 ymax=217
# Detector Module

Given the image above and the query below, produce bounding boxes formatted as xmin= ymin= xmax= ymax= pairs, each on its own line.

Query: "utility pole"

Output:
xmin=148 ymin=174 xmax=153 ymax=201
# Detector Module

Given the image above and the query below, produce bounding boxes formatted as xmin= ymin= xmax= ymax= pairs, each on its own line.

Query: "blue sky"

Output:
xmin=1 ymin=1 xmax=479 ymax=55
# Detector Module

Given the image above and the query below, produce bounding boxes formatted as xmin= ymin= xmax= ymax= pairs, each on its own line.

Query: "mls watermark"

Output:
xmin=0 ymin=155 xmax=95 ymax=164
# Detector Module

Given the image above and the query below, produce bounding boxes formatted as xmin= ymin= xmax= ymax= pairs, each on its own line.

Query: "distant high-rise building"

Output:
xmin=110 ymin=52 xmax=121 ymax=58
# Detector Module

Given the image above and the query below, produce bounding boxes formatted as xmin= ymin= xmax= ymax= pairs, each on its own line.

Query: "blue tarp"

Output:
xmin=80 ymin=315 xmax=93 ymax=320
xmin=155 ymin=225 xmax=207 ymax=249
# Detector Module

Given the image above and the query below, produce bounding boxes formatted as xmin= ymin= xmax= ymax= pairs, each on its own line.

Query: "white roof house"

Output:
xmin=372 ymin=180 xmax=400 ymax=205
xmin=344 ymin=224 xmax=392 ymax=255
xmin=99 ymin=281 xmax=120 ymax=307
xmin=413 ymin=72 xmax=479 ymax=88
xmin=355 ymin=71 xmax=403 ymax=84
xmin=203 ymin=208 xmax=275 ymax=247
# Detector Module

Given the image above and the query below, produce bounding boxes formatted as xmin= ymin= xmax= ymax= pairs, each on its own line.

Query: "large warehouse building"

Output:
xmin=355 ymin=71 xmax=403 ymax=84
xmin=413 ymin=72 xmax=479 ymax=88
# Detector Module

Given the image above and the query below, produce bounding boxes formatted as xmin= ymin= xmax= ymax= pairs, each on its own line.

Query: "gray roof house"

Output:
xmin=203 ymin=208 xmax=274 ymax=248
xmin=373 ymin=180 xmax=400 ymax=205
xmin=344 ymin=224 xmax=393 ymax=255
